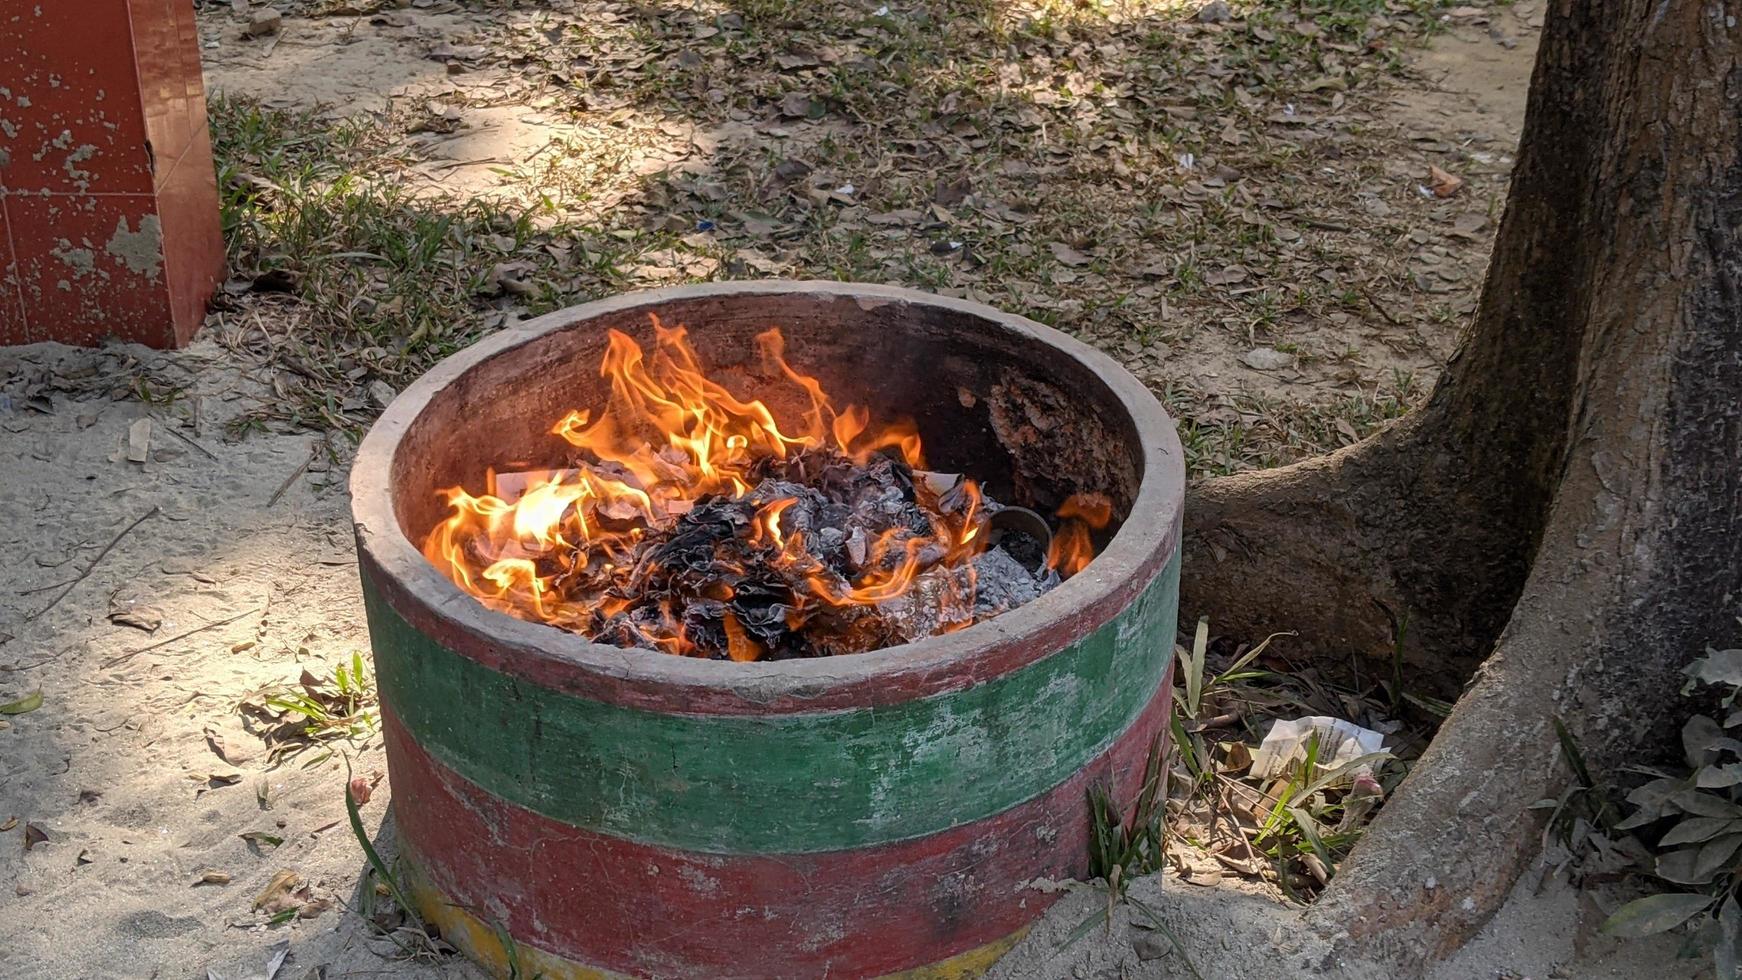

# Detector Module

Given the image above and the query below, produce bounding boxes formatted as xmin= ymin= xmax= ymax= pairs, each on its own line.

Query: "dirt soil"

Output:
xmin=0 ymin=4 xmax=1699 ymax=980
xmin=198 ymin=0 xmax=1550 ymax=475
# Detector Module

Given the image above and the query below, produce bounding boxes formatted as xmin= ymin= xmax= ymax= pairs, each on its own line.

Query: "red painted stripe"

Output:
xmin=384 ymin=677 xmax=1172 ymax=979
xmin=360 ymin=531 xmax=1175 ymax=717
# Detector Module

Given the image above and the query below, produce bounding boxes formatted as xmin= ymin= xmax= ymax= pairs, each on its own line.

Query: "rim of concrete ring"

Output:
xmin=350 ymin=280 xmax=1185 ymax=702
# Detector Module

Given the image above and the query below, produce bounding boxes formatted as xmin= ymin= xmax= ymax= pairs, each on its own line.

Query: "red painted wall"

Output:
xmin=0 ymin=0 xmax=224 ymax=348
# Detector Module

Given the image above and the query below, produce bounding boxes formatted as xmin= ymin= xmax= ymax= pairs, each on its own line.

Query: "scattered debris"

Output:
xmin=0 ymin=691 xmax=42 ymax=715
xmin=199 ymin=0 xmax=1507 ymax=485
xmin=125 ymin=418 xmax=152 ymax=463
xmin=24 ymin=506 xmax=160 ymax=622
xmin=365 ymin=380 xmax=396 ymax=411
xmin=1049 ymin=242 xmax=1092 ymax=267
xmin=1167 ymin=619 xmax=1426 ymax=901
xmin=1250 ymin=716 xmax=1387 ymax=783
xmin=241 ymin=831 xmax=286 ymax=851
xmin=254 ymin=869 xmax=306 ymax=915
xmin=268 ymin=441 xmax=319 ymax=507
xmin=1428 ymin=164 xmax=1465 ymax=198
xmin=106 ymin=596 xmax=164 ymax=633
xmin=265 ymin=941 xmax=291 ymax=980
xmin=100 ymin=605 xmax=264 ymax=669
xmin=243 ymin=653 xmax=378 ymax=764
xmin=205 ymin=726 xmax=259 ymax=766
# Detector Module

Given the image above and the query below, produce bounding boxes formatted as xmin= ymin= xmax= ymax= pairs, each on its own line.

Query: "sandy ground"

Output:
xmin=0 ymin=6 xmax=1701 ymax=980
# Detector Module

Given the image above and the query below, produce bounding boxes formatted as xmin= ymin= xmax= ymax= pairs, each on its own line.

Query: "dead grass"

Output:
xmin=205 ymin=0 xmax=1507 ymax=475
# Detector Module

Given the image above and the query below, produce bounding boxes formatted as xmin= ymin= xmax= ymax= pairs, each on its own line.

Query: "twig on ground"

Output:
xmin=1361 ymin=288 xmax=1405 ymax=327
xmin=24 ymin=506 xmax=161 ymax=621
xmin=162 ymin=421 xmax=220 ymax=460
xmin=1191 ymin=710 xmax=1246 ymax=730
xmin=100 ymin=606 xmax=263 ymax=668
xmin=269 ymin=441 xmax=319 ymax=506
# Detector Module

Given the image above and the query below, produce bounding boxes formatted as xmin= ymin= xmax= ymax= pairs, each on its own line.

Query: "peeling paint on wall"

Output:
xmin=104 ymin=215 xmax=163 ymax=280
xmin=0 ymin=0 xmax=225 ymax=346
xmin=50 ymin=242 xmax=95 ymax=275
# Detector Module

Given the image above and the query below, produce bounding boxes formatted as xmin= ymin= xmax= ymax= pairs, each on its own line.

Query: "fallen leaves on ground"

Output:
xmin=204 ymin=0 xmax=1521 ymax=479
xmin=254 ymin=869 xmax=304 ymax=913
xmin=240 ymin=830 xmax=285 ymax=851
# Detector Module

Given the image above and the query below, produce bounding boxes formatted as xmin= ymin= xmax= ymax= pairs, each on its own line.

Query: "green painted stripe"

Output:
xmin=364 ymin=549 xmax=1179 ymax=855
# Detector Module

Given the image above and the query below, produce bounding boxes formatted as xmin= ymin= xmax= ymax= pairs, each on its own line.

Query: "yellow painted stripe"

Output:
xmin=408 ymin=871 xmax=1027 ymax=980
xmin=882 ymin=927 xmax=1029 ymax=979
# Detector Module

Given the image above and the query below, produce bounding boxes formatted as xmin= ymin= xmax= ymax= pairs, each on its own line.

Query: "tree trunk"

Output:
xmin=1182 ymin=0 xmax=1742 ymax=969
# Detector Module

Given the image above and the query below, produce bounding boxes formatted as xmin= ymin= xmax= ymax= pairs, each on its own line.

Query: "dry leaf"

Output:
xmin=205 ymin=727 xmax=258 ymax=765
xmin=194 ymin=868 xmax=232 ymax=886
xmin=489 ymin=261 xmax=536 ymax=297
xmin=933 ymin=176 xmax=972 ymax=207
xmin=1048 ymin=242 xmax=1090 ymax=267
xmin=1219 ymin=741 xmax=1254 ymax=773
xmin=0 ymin=690 xmax=42 ymax=715
xmin=1205 ymin=265 xmax=1251 ymax=286
xmin=23 ymin=822 xmax=48 ymax=851
xmin=254 ymin=869 xmax=306 ymax=914
xmin=0 ymin=816 xmax=16 ymax=832
xmin=107 ymin=604 xmax=163 ymax=633
xmin=1428 ymin=164 xmax=1464 ymax=198
xmin=778 ymin=92 xmax=820 ymax=119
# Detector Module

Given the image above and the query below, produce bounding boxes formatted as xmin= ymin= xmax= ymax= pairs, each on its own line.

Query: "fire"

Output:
xmin=423 ymin=316 xmax=1106 ymax=660
xmin=1048 ymin=492 xmax=1112 ymax=578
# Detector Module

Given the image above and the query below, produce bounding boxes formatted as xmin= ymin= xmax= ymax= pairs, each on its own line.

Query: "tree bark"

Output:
xmin=1181 ymin=0 xmax=1616 ymax=684
xmin=1181 ymin=0 xmax=1742 ymax=969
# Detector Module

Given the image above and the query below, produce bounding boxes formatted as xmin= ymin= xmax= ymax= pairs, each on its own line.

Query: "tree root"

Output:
xmin=1179 ymin=414 xmax=1526 ymax=694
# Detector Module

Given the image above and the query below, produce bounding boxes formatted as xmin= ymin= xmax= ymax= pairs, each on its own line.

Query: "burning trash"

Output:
xmin=422 ymin=315 xmax=1110 ymax=661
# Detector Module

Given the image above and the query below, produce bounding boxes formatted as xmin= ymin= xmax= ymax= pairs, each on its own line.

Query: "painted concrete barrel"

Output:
xmin=351 ymin=282 xmax=1184 ymax=978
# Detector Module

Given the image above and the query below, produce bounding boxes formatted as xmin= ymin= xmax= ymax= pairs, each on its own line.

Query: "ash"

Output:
xmin=567 ymin=447 xmax=1059 ymax=660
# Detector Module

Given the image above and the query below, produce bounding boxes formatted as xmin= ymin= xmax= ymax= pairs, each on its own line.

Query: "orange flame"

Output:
xmin=1047 ymin=492 xmax=1112 ymax=577
xmin=422 ymin=316 xmax=1105 ymax=659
